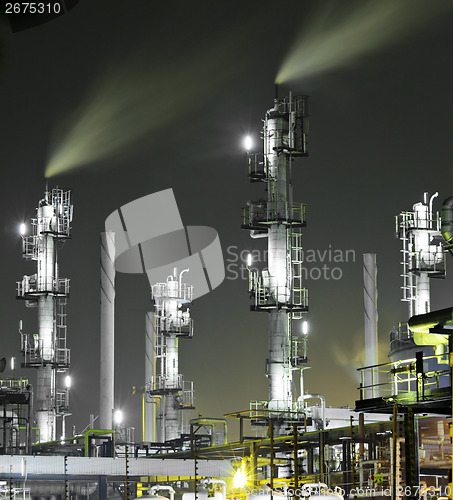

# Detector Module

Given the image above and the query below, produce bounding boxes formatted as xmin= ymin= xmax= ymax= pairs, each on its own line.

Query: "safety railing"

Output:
xmin=155 ymin=315 xmax=193 ymax=338
xmin=242 ymin=202 xmax=306 ymax=229
xmin=147 ymin=374 xmax=184 ymax=393
xmin=249 ymin=270 xmax=308 ymax=310
xmin=358 ymin=353 xmax=450 ymax=401
xmin=16 ymin=277 xmax=70 ymax=297
xmin=151 ymin=282 xmax=193 ymax=302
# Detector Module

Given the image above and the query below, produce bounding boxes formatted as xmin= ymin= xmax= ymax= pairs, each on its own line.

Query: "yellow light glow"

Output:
xmin=233 ymin=463 xmax=247 ymax=489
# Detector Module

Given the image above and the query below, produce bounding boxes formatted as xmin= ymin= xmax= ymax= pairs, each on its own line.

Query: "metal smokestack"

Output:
xmin=144 ymin=311 xmax=155 ymax=442
xmin=99 ymin=231 xmax=115 ymax=431
xmin=363 ymin=253 xmax=378 ymax=398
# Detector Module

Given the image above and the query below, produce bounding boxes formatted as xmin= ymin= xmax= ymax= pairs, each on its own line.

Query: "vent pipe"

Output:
xmin=363 ymin=253 xmax=378 ymax=398
xmin=99 ymin=231 xmax=115 ymax=431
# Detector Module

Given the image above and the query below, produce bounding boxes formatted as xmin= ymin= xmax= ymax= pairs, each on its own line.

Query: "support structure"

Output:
xmin=99 ymin=231 xmax=115 ymax=431
xmin=17 ymin=187 xmax=72 ymax=443
xmin=243 ymin=92 xmax=309 ymax=435
xmin=146 ymin=268 xmax=194 ymax=443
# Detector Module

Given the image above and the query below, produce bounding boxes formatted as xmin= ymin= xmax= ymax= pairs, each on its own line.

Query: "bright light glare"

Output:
xmin=302 ymin=320 xmax=308 ymax=335
xmin=243 ymin=135 xmax=253 ymax=151
xmin=19 ymin=223 xmax=26 ymax=235
xmin=65 ymin=375 xmax=71 ymax=388
xmin=247 ymin=253 xmax=252 ymax=267
xmin=10 ymin=357 xmax=15 ymax=371
xmin=233 ymin=464 xmax=247 ymax=488
xmin=114 ymin=409 xmax=123 ymax=425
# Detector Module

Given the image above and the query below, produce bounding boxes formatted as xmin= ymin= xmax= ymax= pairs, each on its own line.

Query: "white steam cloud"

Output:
xmin=276 ymin=0 xmax=452 ymax=84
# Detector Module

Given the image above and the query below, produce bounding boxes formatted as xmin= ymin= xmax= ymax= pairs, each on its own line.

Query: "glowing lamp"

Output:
xmin=243 ymin=135 xmax=253 ymax=151
xmin=302 ymin=320 xmax=308 ymax=335
xmin=19 ymin=223 xmax=26 ymax=235
xmin=114 ymin=409 xmax=123 ymax=425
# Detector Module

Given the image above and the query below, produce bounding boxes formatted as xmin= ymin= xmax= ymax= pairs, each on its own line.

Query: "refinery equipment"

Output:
xmin=104 ymin=190 xmax=224 ymax=447
xmin=16 ymin=187 xmax=73 ymax=444
xmin=146 ymin=268 xmax=195 ymax=443
xmin=242 ymin=91 xmax=309 ymax=435
xmin=389 ymin=193 xmax=449 ymax=378
xmin=358 ymin=193 xmax=451 ymax=403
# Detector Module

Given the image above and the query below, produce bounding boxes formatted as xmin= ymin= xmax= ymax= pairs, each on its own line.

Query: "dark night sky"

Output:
xmin=1 ymin=0 xmax=453 ymax=441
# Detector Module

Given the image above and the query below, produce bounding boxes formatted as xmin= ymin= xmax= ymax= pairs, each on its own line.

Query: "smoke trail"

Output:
xmin=276 ymin=0 xmax=452 ymax=84
xmin=329 ymin=332 xmax=388 ymax=384
xmin=45 ymin=38 xmax=246 ymax=178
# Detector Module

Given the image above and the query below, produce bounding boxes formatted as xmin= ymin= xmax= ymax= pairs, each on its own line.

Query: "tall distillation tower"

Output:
xmin=146 ymin=268 xmax=194 ymax=443
xmin=390 ymin=193 xmax=448 ymax=368
xmin=243 ymin=92 xmax=309 ymax=434
xmin=16 ymin=188 xmax=72 ymax=443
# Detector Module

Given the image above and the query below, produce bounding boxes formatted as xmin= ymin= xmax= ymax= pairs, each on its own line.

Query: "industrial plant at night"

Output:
xmin=1 ymin=2 xmax=453 ymax=500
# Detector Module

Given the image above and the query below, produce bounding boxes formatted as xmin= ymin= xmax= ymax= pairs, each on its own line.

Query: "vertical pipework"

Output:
xmin=363 ymin=253 xmax=378 ymax=398
xmin=100 ymin=232 xmax=115 ymax=431
xmin=268 ymin=311 xmax=291 ymax=409
xmin=164 ymin=334 xmax=180 ymax=440
xmin=35 ymin=201 xmax=57 ymax=442
xmin=144 ymin=311 xmax=155 ymax=442
xmin=35 ymin=365 xmax=55 ymax=443
xmin=265 ymin=101 xmax=293 ymax=420
xmin=413 ymin=202 xmax=431 ymax=316
xmin=441 ymin=196 xmax=453 ymax=256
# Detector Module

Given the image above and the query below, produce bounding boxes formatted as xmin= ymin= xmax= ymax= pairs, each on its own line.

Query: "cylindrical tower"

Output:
xmin=363 ymin=253 xmax=378 ymax=398
xmin=99 ymin=231 xmax=115 ymax=431
xmin=144 ymin=311 xmax=156 ymax=442
xmin=146 ymin=268 xmax=194 ymax=442
xmin=243 ymin=93 xmax=309 ymax=435
xmin=389 ymin=192 xmax=448 ymax=377
xmin=17 ymin=187 xmax=72 ymax=443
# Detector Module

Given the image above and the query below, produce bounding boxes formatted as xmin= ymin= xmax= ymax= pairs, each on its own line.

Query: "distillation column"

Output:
xmin=146 ymin=269 xmax=194 ymax=442
xmin=243 ymin=93 xmax=309 ymax=434
xmin=390 ymin=193 xmax=447 ymax=368
xmin=17 ymin=188 xmax=72 ymax=443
